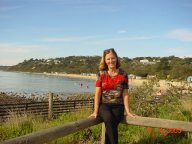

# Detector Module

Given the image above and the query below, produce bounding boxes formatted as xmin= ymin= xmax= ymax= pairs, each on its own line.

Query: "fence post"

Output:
xmin=91 ymin=99 xmax=94 ymax=111
xmin=48 ymin=92 xmax=53 ymax=119
xmin=73 ymin=101 xmax=76 ymax=110
xmin=187 ymin=132 xmax=192 ymax=139
xmin=25 ymin=103 xmax=28 ymax=112
xmin=101 ymin=123 xmax=105 ymax=144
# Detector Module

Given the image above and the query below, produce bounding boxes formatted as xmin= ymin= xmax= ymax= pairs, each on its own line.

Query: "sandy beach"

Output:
xmin=1 ymin=72 xmax=191 ymax=104
xmin=44 ymin=73 xmax=192 ymax=91
xmin=44 ymin=73 xmax=97 ymax=80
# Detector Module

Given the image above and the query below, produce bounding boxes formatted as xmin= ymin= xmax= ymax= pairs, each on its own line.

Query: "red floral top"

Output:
xmin=95 ymin=68 xmax=129 ymax=104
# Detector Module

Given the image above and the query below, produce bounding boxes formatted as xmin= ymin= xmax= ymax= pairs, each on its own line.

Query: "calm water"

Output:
xmin=0 ymin=71 xmax=95 ymax=97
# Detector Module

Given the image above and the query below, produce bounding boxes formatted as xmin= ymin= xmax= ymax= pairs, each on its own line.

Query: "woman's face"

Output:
xmin=105 ymin=52 xmax=117 ymax=69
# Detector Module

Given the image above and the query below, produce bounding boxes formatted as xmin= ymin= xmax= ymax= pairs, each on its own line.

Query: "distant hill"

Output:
xmin=8 ymin=56 xmax=192 ymax=80
xmin=8 ymin=56 xmax=101 ymax=74
xmin=0 ymin=66 xmax=10 ymax=71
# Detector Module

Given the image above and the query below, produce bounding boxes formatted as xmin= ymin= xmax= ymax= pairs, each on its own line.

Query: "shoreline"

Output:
xmin=2 ymin=71 xmax=192 ymax=93
xmin=1 ymin=71 xmax=191 ymax=105
xmin=44 ymin=73 xmax=97 ymax=80
xmin=43 ymin=73 xmax=192 ymax=91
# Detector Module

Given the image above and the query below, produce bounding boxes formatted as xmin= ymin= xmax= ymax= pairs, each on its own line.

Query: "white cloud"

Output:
xmin=88 ymin=36 xmax=155 ymax=44
xmin=42 ymin=36 xmax=92 ymax=42
xmin=167 ymin=29 xmax=192 ymax=42
xmin=118 ymin=30 xmax=127 ymax=34
xmin=167 ymin=47 xmax=182 ymax=53
xmin=167 ymin=47 xmax=192 ymax=57
xmin=124 ymin=36 xmax=154 ymax=40
xmin=0 ymin=43 xmax=43 ymax=53
xmin=49 ymin=0 xmax=96 ymax=4
xmin=0 ymin=42 xmax=51 ymax=65
xmin=0 ymin=5 xmax=23 ymax=12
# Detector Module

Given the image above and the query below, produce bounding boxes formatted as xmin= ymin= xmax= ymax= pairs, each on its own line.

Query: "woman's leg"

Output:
xmin=99 ymin=104 xmax=124 ymax=144
xmin=99 ymin=104 xmax=116 ymax=144
xmin=111 ymin=105 xmax=124 ymax=143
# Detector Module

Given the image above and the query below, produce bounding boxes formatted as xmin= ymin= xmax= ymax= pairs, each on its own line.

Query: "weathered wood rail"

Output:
xmin=2 ymin=116 xmax=192 ymax=144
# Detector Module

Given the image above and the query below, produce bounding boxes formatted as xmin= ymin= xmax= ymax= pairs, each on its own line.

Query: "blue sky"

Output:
xmin=0 ymin=0 xmax=192 ymax=66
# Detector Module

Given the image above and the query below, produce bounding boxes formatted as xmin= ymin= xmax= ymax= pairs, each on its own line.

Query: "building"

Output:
xmin=128 ymin=74 xmax=136 ymax=79
xmin=140 ymin=59 xmax=156 ymax=64
xmin=187 ymin=76 xmax=192 ymax=82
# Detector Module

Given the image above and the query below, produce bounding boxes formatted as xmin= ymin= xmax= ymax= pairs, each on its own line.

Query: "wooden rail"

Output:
xmin=2 ymin=116 xmax=192 ymax=144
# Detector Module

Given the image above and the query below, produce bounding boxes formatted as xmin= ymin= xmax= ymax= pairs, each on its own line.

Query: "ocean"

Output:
xmin=0 ymin=71 xmax=95 ymax=98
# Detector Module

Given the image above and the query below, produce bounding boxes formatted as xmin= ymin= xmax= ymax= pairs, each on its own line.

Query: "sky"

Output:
xmin=0 ymin=0 xmax=192 ymax=66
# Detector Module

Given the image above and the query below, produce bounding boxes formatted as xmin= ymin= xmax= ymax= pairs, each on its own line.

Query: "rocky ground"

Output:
xmin=0 ymin=91 xmax=94 ymax=104
xmin=0 ymin=92 xmax=36 ymax=104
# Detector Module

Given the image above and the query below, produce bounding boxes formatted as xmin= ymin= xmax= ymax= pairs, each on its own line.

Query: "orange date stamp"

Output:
xmin=147 ymin=127 xmax=182 ymax=136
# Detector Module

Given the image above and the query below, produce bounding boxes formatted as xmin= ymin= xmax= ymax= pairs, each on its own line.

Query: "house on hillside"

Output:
xmin=140 ymin=59 xmax=149 ymax=64
xmin=128 ymin=74 xmax=136 ymax=79
xmin=147 ymin=75 xmax=156 ymax=79
xmin=136 ymin=76 xmax=142 ymax=79
xmin=187 ymin=76 xmax=192 ymax=82
xmin=140 ymin=59 xmax=156 ymax=64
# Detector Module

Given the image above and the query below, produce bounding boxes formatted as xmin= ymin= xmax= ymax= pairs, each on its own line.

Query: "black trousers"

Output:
xmin=99 ymin=103 xmax=124 ymax=144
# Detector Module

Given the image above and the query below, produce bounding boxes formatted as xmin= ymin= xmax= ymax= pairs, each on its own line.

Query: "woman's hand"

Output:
xmin=88 ymin=112 xmax=98 ymax=118
xmin=127 ymin=111 xmax=137 ymax=118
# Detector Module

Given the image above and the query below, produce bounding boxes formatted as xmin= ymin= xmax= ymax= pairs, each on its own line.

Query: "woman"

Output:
xmin=89 ymin=48 xmax=135 ymax=144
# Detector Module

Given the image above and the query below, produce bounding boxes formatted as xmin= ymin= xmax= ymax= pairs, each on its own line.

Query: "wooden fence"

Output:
xmin=2 ymin=116 xmax=192 ymax=144
xmin=0 ymin=93 xmax=94 ymax=121
xmin=1 ymin=93 xmax=192 ymax=143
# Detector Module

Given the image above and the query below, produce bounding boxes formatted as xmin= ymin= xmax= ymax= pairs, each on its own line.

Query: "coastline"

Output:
xmin=44 ymin=73 xmax=96 ymax=80
xmin=1 ymin=71 xmax=191 ymax=104
xmin=43 ymin=73 xmax=149 ymax=86
xmin=44 ymin=73 xmax=190 ymax=91
xmin=2 ymin=71 xmax=192 ymax=93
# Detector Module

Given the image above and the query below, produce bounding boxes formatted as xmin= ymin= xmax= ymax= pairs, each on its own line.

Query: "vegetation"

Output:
xmin=8 ymin=56 xmax=192 ymax=80
xmin=0 ymin=80 xmax=191 ymax=143
xmin=0 ymin=66 xmax=10 ymax=71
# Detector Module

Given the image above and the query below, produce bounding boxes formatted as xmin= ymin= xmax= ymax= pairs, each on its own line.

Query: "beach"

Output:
xmin=44 ymin=73 xmax=192 ymax=91
xmin=44 ymin=73 xmax=97 ymax=80
xmin=1 ymin=71 xmax=191 ymax=104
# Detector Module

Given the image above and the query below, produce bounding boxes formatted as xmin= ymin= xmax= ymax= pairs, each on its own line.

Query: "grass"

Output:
xmin=0 ymin=105 xmax=191 ymax=144
xmin=0 ymin=108 xmax=102 ymax=143
xmin=0 ymin=79 xmax=192 ymax=144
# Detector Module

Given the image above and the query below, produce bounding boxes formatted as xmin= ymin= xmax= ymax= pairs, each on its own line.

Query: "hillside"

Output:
xmin=0 ymin=66 xmax=10 ymax=71
xmin=8 ymin=56 xmax=192 ymax=80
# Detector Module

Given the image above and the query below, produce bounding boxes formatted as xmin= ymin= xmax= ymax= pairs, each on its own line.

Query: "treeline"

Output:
xmin=8 ymin=56 xmax=192 ymax=80
xmin=0 ymin=66 xmax=10 ymax=71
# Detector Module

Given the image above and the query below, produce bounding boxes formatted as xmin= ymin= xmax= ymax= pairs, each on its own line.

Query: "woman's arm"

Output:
xmin=93 ymin=87 xmax=101 ymax=115
xmin=123 ymin=89 xmax=136 ymax=117
xmin=89 ymin=87 xmax=101 ymax=118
